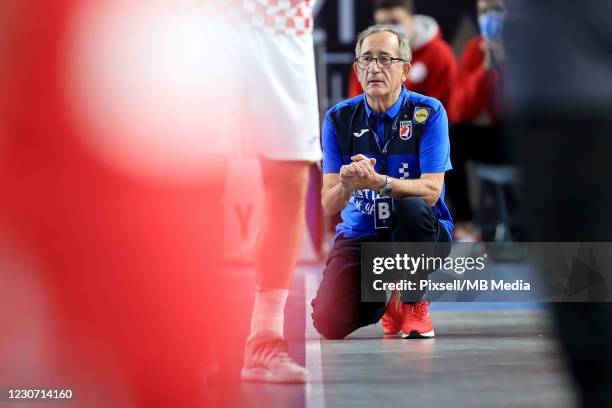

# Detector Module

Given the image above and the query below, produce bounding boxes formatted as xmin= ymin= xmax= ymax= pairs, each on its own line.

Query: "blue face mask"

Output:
xmin=478 ymin=10 xmax=504 ymax=41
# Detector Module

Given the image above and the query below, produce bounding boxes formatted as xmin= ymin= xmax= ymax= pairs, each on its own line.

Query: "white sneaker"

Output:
xmin=241 ymin=332 xmax=310 ymax=383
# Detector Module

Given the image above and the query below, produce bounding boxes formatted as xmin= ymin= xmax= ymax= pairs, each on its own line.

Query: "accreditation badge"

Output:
xmin=373 ymin=196 xmax=394 ymax=229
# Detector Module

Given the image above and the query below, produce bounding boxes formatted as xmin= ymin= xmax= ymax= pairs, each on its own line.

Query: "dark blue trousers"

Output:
xmin=311 ymin=197 xmax=451 ymax=340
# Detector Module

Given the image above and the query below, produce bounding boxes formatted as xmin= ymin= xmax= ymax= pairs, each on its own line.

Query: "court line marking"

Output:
xmin=304 ymin=269 xmax=325 ymax=408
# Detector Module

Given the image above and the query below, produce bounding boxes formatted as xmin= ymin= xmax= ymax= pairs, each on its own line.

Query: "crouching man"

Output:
xmin=312 ymin=24 xmax=453 ymax=340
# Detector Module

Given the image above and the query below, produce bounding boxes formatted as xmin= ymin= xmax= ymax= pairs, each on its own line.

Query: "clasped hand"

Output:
xmin=339 ymin=154 xmax=385 ymax=192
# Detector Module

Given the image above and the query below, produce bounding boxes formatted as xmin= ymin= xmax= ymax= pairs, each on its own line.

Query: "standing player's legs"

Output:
xmin=243 ymin=161 xmax=310 ymax=381
xmin=253 ymin=159 xmax=310 ymax=319
xmin=240 ymin=28 xmax=321 ymax=383
xmin=241 ymin=167 xmax=314 ymax=383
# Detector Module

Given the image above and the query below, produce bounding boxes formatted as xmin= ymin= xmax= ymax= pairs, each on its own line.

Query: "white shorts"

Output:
xmin=205 ymin=18 xmax=322 ymax=162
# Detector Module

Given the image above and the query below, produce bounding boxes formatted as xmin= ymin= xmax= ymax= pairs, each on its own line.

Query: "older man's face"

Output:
xmin=355 ymin=32 xmax=408 ymax=99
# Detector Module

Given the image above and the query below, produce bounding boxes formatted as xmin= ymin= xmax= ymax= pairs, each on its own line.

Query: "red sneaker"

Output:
xmin=241 ymin=332 xmax=310 ymax=383
xmin=381 ymin=290 xmax=403 ymax=335
xmin=402 ymin=300 xmax=435 ymax=338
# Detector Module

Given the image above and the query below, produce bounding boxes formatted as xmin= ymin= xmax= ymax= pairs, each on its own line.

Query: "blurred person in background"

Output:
xmin=313 ymin=25 xmax=452 ymax=340
xmin=450 ymin=0 xmax=505 ymax=125
xmin=1 ymin=3 xmax=321 ymax=405
xmin=347 ymin=0 xmax=457 ymax=111
xmin=446 ymin=0 xmax=507 ymax=242
xmin=505 ymin=0 xmax=612 ymax=406
xmin=1 ymin=1 xmax=227 ymax=406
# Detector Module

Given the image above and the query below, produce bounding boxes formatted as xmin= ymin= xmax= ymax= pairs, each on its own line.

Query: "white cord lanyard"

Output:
xmin=363 ymin=96 xmax=408 ymax=156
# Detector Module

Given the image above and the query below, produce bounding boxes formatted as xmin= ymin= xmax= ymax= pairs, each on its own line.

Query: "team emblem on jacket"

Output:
xmin=399 ymin=120 xmax=412 ymax=140
xmin=413 ymin=107 xmax=431 ymax=124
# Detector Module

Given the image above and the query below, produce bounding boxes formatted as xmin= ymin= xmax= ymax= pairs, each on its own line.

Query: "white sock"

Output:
xmin=249 ymin=287 xmax=288 ymax=339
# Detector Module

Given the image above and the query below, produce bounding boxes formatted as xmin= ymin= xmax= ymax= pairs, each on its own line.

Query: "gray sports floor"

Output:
xmin=205 ymin=266 xmax=579 ymax=407
xmin=303 ymin=268 xmax=577 ymax=408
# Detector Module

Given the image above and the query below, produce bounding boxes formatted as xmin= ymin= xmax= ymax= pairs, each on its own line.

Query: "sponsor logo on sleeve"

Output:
xmin=413 ymin=107 xmax=431 ymax=124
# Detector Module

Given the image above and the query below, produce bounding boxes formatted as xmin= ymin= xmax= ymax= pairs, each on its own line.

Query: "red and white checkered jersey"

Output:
xmin=205 ymin=0 xmax=314 ymax=36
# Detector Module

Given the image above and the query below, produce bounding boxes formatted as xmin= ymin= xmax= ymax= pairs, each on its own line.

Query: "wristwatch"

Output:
xmin=378 ymin=176 xmax=393 ymax=197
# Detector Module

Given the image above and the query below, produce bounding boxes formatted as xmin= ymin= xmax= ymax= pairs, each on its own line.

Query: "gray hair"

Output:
xmin=354 ymin=24 xmax=412 ymax=62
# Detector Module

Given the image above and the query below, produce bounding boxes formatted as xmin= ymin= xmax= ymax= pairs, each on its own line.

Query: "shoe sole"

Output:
xmin=241 ymin=368 xmax=311 ymax=384
xmin=402 ymin=329 xmax=435 ymax=339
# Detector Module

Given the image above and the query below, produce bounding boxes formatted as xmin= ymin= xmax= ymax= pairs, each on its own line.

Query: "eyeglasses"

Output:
xmin=355 ymin=56 xmax=404 ymax=70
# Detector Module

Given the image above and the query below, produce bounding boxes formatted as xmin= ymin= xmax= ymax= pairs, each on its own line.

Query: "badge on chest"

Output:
xmin=373 ymin=196 xmax=394 ymax=229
